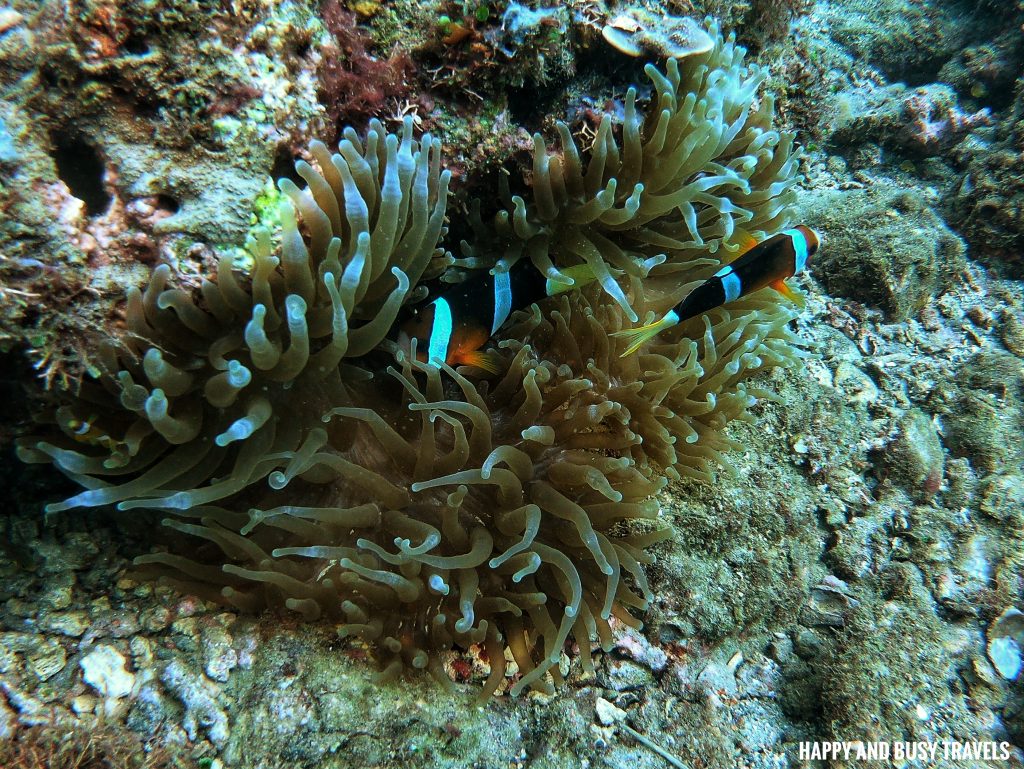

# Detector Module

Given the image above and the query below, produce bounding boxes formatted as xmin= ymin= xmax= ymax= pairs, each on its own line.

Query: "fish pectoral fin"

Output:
xmin=610 ymin=312 xmax=680 ymax=357
xmin=457 ymin=350 xmax=504 ymax=375
xmin=771 ymin=278 xmax=805 ymax=307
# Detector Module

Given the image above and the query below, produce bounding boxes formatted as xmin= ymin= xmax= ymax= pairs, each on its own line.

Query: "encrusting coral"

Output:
xmin=18 ymin=25 xmax=804 ymax=696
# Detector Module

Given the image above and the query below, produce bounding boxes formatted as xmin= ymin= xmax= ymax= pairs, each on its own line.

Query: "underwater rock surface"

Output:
xmin=1 ymin=0 xmax=1023 ymax=768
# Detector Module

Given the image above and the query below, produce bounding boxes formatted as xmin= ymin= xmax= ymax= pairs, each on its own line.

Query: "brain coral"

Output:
xmin=19 ymin=26 xmax=804 ymax=696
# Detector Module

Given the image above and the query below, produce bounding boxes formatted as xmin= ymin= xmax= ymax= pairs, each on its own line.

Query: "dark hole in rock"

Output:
xmin=155 ymin=194 xmax=180 ymax=214
xmin=51 ymin=134 xmax=112 ymax=217
xmin=271 ymin=144 xmax=304 ymax=188
xmin=977 ymin=200 xmax=999 ymax=219
xmin=506 ymin=79 xmax=568 ymax=134
xmin=124 ymin=35 xmax=149 ymax=55
xmin=0 ymin=349 xmax=32 ymax=427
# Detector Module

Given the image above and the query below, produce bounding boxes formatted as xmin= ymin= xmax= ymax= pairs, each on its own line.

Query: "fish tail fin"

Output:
xmin=457 ymin=350 xmax=504 ymax=375
xmin=545 ymin=264 xmax=599 ymax=296
xmin=610 ymin=312 xmax=680 ymax=357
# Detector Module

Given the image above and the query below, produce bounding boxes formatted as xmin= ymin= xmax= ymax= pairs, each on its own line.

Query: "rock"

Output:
xmin=161 ymin=659 xmax=229 ymax=747
xmin=80 ymin=644 xmax=135 ymax=699
xmin=735 ymin=654 xmax=783 ymax=699
xmin=827 ymin=509 xmax=888 ymax=581
xmin=0 ymin=9 xmax=23 ymax=35
xmin=800 ymin=186 xmax=965 ymax=320
xmin=27 ymin=638 xmax=67 ymax=681
xmin=140 ymin=606 xmax=173 ymax=633
xmin=695 ymin=653 xmax=741 ymax=697
xmin=943 ymin=457 xmax=979 ymax=510
xmin=71 ymin=694 xmax=96 ymax=714
xmin=875 ymin=409 xmax=944 ymax=500
xmin=948 ymin=146 xmax=1024 ymax=277
xmin=127 ymin=684 xmax=172 ymax=735
xmin=801 ymin=577 xmax=861 ymax=628
xmin=978 ymin=473 xmax=1024 ymax=524
xmin=988 ymin=637 xmax=1021 ymax=681
xmin=818 ymin=0 xmax=968 ymax=84
xmin=600 ymin=658 xmax=656 ymax=691
xmin=0 ymin=696 xmax=14 ymax=739
xmin=943 ymin=389 xmax=1020 ymax=473
xmin=793 ymin=629 xmax=824 ymax=659
xmin=997 ymin=309 xmax=1024 ymax=357
xmin=38 ymin=572 xmax=75 ymax=611
xmin=767 ymin=634 xmax=793 ymax=664
xmin=202 ymin=624 xmax=238 ymax=683
xmin=40 ymin=610 xmax=90 ymax=637
xmin=612 ymin=627 xmax=668 ymax=672
xmin=832 ymin=82 xmax=991 ymax=156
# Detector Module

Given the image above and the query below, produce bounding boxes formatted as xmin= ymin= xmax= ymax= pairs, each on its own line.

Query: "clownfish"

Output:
xmin=399 ymin=259 xmax=598 ymax=373
xmin=613 ymin=225 xmax=821 ymax=356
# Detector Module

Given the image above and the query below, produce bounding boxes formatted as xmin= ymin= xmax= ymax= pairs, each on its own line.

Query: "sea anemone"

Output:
xmin=462 ymin=26 xmax=801 ymax=323
xmin=19 ymin=24 xmax=805 ymax=696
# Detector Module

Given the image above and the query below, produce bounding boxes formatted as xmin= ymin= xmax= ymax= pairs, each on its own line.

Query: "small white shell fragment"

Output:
xmin=0 ymin=9 xmax=23 ymax=34
xmin=607 ymin=14 xmax=641 ymax=32
xmin=987 ymin=608 xmax=1024 ymax=680
xmin=80 ymin=644 xmax=135 ymax=699
xmin=595 ymin=697 xmax=626 ymax=725
xmin=988 ymin=637 xmax=1022 ymax=680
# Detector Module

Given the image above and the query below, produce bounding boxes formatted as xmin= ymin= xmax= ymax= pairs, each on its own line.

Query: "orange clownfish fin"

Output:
xmin=457 ymin=349 xmax=504 ymax=375
xmin=610 ymin=310 xmax=682 ymax=357
xmin=545 ymin=263 xmax=599 ymax=296
xmin=722 ymin=228 xmax=759 ymax=262
xmin=771 ymin=278 xmax=805 ymax=308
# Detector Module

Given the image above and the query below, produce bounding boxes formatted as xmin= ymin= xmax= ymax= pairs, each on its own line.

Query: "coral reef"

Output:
xmin=831 ymin=82 xmax=991 ymax=156
xmin=317 ymin=1 xmax=413 ymax=136
xmin=948 ymin=134 xmax=1024 ymax=278
xmin=817 ymin=0 xmax=971 ymax=86
xmin=600 ymin=10 xmax=713 ymax=59
xmin=815 ymin=0 xmax=1024 ymax=278
xmin=17 ymin=27 xmax=805 ymax=696
xmin=6 ymin=0 xmax=1024 ymax=766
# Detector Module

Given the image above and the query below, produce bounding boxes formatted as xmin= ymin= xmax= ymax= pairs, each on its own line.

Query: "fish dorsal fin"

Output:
xmin=722 ymin=229 xmax=758 ymax=263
